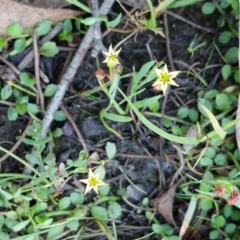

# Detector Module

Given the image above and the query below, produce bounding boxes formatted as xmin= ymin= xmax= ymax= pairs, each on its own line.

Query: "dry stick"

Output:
xmin=33 ymin=29 xmax=44 ymax=110
xmin=0 ymin=120 xmax=32 ymax=163
xmin=60 ymin=104 xmax=89 ymax=156
xmin=18 ymin=25 xmax=63 ymax=71
xmin=90 ymin=0 xmax=105 ymax=57
xmin=40 ymin=0 xmax=115 ymax=138
xmin=166 ymin=10 xmax=216 ymax=34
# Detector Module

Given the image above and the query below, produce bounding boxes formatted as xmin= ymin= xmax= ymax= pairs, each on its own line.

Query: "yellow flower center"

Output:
xmin=159 ymin=73 xmax=170 ymax=83
xmin=108 ymin=55 xmax=117 ymax=61
xmin=89 ymin=177 xmax=99 ymax=186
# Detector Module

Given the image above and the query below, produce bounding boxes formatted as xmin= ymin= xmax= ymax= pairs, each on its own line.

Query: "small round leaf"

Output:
xmin=224 ymin=47 xmax=238 ymax=64
xmin=202 ymin=3 xmax=215 ymax=14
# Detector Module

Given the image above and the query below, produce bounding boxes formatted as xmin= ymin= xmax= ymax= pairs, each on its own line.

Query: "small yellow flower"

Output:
xmin=80 ymin=168 xmax=107 ymax=195
xmin=152 ymin=64 xmax=180 ymax=95
xmin=102 ymin=44 xmax=121 ymax=68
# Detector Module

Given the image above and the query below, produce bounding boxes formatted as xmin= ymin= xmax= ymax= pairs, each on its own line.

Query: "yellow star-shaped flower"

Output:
xmin=102 ymin=44 xmax=121 ymax=68
xmin=80 ymin=168 xmax=107 ymax=195
xmin=152 ymin=64 xmax=180 ymax=95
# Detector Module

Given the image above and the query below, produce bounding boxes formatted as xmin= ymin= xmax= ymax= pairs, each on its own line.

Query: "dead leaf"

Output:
xmin=236 ymin=94 xmax=240 ymax=151
xmin=150 ymin=182 xmax=179 ymax=228
xmin=0 ymin=0 xmax=82 ymax=37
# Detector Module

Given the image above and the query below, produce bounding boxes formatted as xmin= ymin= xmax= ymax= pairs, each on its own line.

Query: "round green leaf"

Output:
xmin=211 ymin=215 xmax=225 ymax=228
xmin=234 ymin=69 xmax=239 ymax=83
xmin=200 ymin=157 xmax=213 ymax=167
xmin=198 ymin=99 xmax=212 ymax=117
xmin=91 ymin=206 xmax=108 ymax=220
xmin=204 ymin=90 xmax=218 ymax=99
xmin=223 ymin=204 xmax=232 ymax=218
xmin=53 ymin=110 xmax=66 ymax=121
xmin=36 ymin=20 xmax=51 ymax=36
xmin=108 ymin=201 xmax=122 ymax=219
xmin=221 ymin=117 xmax=235 ymax=134
xmin=7 ymin=23 xmax=23 ymax=37
xmin=203 ymin=147 xmax=216 ymax=158
xmin=234 ymin=149 xmax=240 ymax=160
xmin=67 ymin=219 xmax=79 ymax=231
xmin=0 ymin=38 xmax=7 ymax=51
xmin=148 ymin=101 xmax=160 ymax=112
xmin=70 ymin=191 xmax=84 ymax=205
xmin=224 ymin=223 xmax=236 ymax=233
xmin=44 ymin=84 xmax=57 ymax=97
xmin=177 ymin=107 xmax=189 ymax=119
xmin=215 ymin=93 xmax=229 ymax=110
xmin=202 ymin=2 xmax=215 ymax=14
xmin=152 ymin=224 xmax=163 ymax=234
xmin=105 ymin=142 xmax=116 ymax=160
xmin=218 ymin=31 xmax=232 ymax=44
xmin=188 ymin=108 xmax=199 ymax=122
xmin=20 ymin=72 xmax=36 ymax=87
xmin=214 ymin=153 xmax=226 ymax=165
xmin=63 ymin=19 xmax=73 ymax=33
xmin=58 ymin=197 xmax=71 ymax=210
xmin=8 ymin=107 xmax=18 ymax=121
xmin=221 ymin=64 xmax=232 ymax=81
xmin=224 ymin=47 xmax=239 ymax=63
xmin=16 ymin=103 xmax=27 ymax=115
xmin=14 ymin=38 xmax=27 ymax=54
xmin=27 ymin=103 xmax=39 ymax=114
xmin=1 ymin=84 xmax=12 ymax=100
xmin=40 ymin=41 xmax=59 ymax=57
xmin=171 ymin=125 xmax=182 ymax=136
xmin=209 ymin=230 xmax=219 ymax=239
xmin=199 ymin=198 xmax=213 ymax=210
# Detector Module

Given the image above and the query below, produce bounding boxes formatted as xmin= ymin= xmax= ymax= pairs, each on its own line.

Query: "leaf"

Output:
xmin=150 ymin=182 xmax=179 ymax=228
xmin=65 ymin=0 xmax=91 ymax=13
xmin=105 ymin=142 xmax=116 ymax=160
xmin=108 ymin=201 xmax=122 ymax=219
xmin=134 ymin=95 xmax=161 ymax=109
xmin=7 ymin=107 xmax=18 ymax=121
xmin=107 ymin=13 xmax=122 ymax=28
xmin=1 ymin=84 xmax=12 ymax=100
xmin=20 ymin=72 xmax=36 ymax=87
xmin=91 ymin=206 xmax=108 ymax=220
xmin=12 ymin=219 xmax=30 ymax=232
xmin=179 ymin=196 xmax=196 ymax=240
xmin=44 ymin=84 xmax=57 ymax=97
xmin=58 ymin=197 xmax=71 ymax=210
xmin=70 ymin=191 xmax=84 ymax=205
xmin=40 ymin=41 xmax=59 ymax=57
xmin=0 ymin=38 xmax=7 ymax=51
xmin=218 ymin=31 xmax=232 ymax=44
xmin=36 ymin=20 xmax=51 ymax=36
xmin=224 ymin=47 xmax=239 ymax=64
xmin=118 ymin=87 xmax=198 ymax=145
xmin=53 ymin=110 xmax=66 ymax=121
xmin=201 ymin=2 xmax=215 ymax=14
xmin=7 ymin=22 xmax=23 ymax=37
xmin=215 ymin=93 xmax=229 ymax=110
xmin=102 ymin=112 xmax=132 ymax=122
xmin=221 ymin=64 xmax=232 ymax=81
xmin=14 ymin=38 xmax=26 ymax=53
xmin=200 ymin=104 xmax=227 ymax=139
xmin=236 ymin=94 xmax=240 ymax=151
xmin=0 ymin=0 xmax=82 ymax=37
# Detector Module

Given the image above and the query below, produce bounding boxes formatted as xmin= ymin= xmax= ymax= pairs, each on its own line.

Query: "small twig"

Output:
xmin=0 ymin=119 xmax=32 ymax=163
xmin=60 ymin=104 xmax=89 ymax=156
xmin=166 ymin=10 xmax=216 ymax=34
xmin=0 ymin=55 xmax=20 ymax=75
xmin=33 ymin=30 xmax=44 ymax=110
xmin=40 ymin=0 xmax=115 ymax=138
xmin=170 ymin=144 xmax=185 ymax=185
xmin=18 ymin=25 xmax=63 ymax=71
xmin=90 ymin=0 xmax=105 ymax=57
xmin=163 ymin=12 xmax=174 ymax=70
